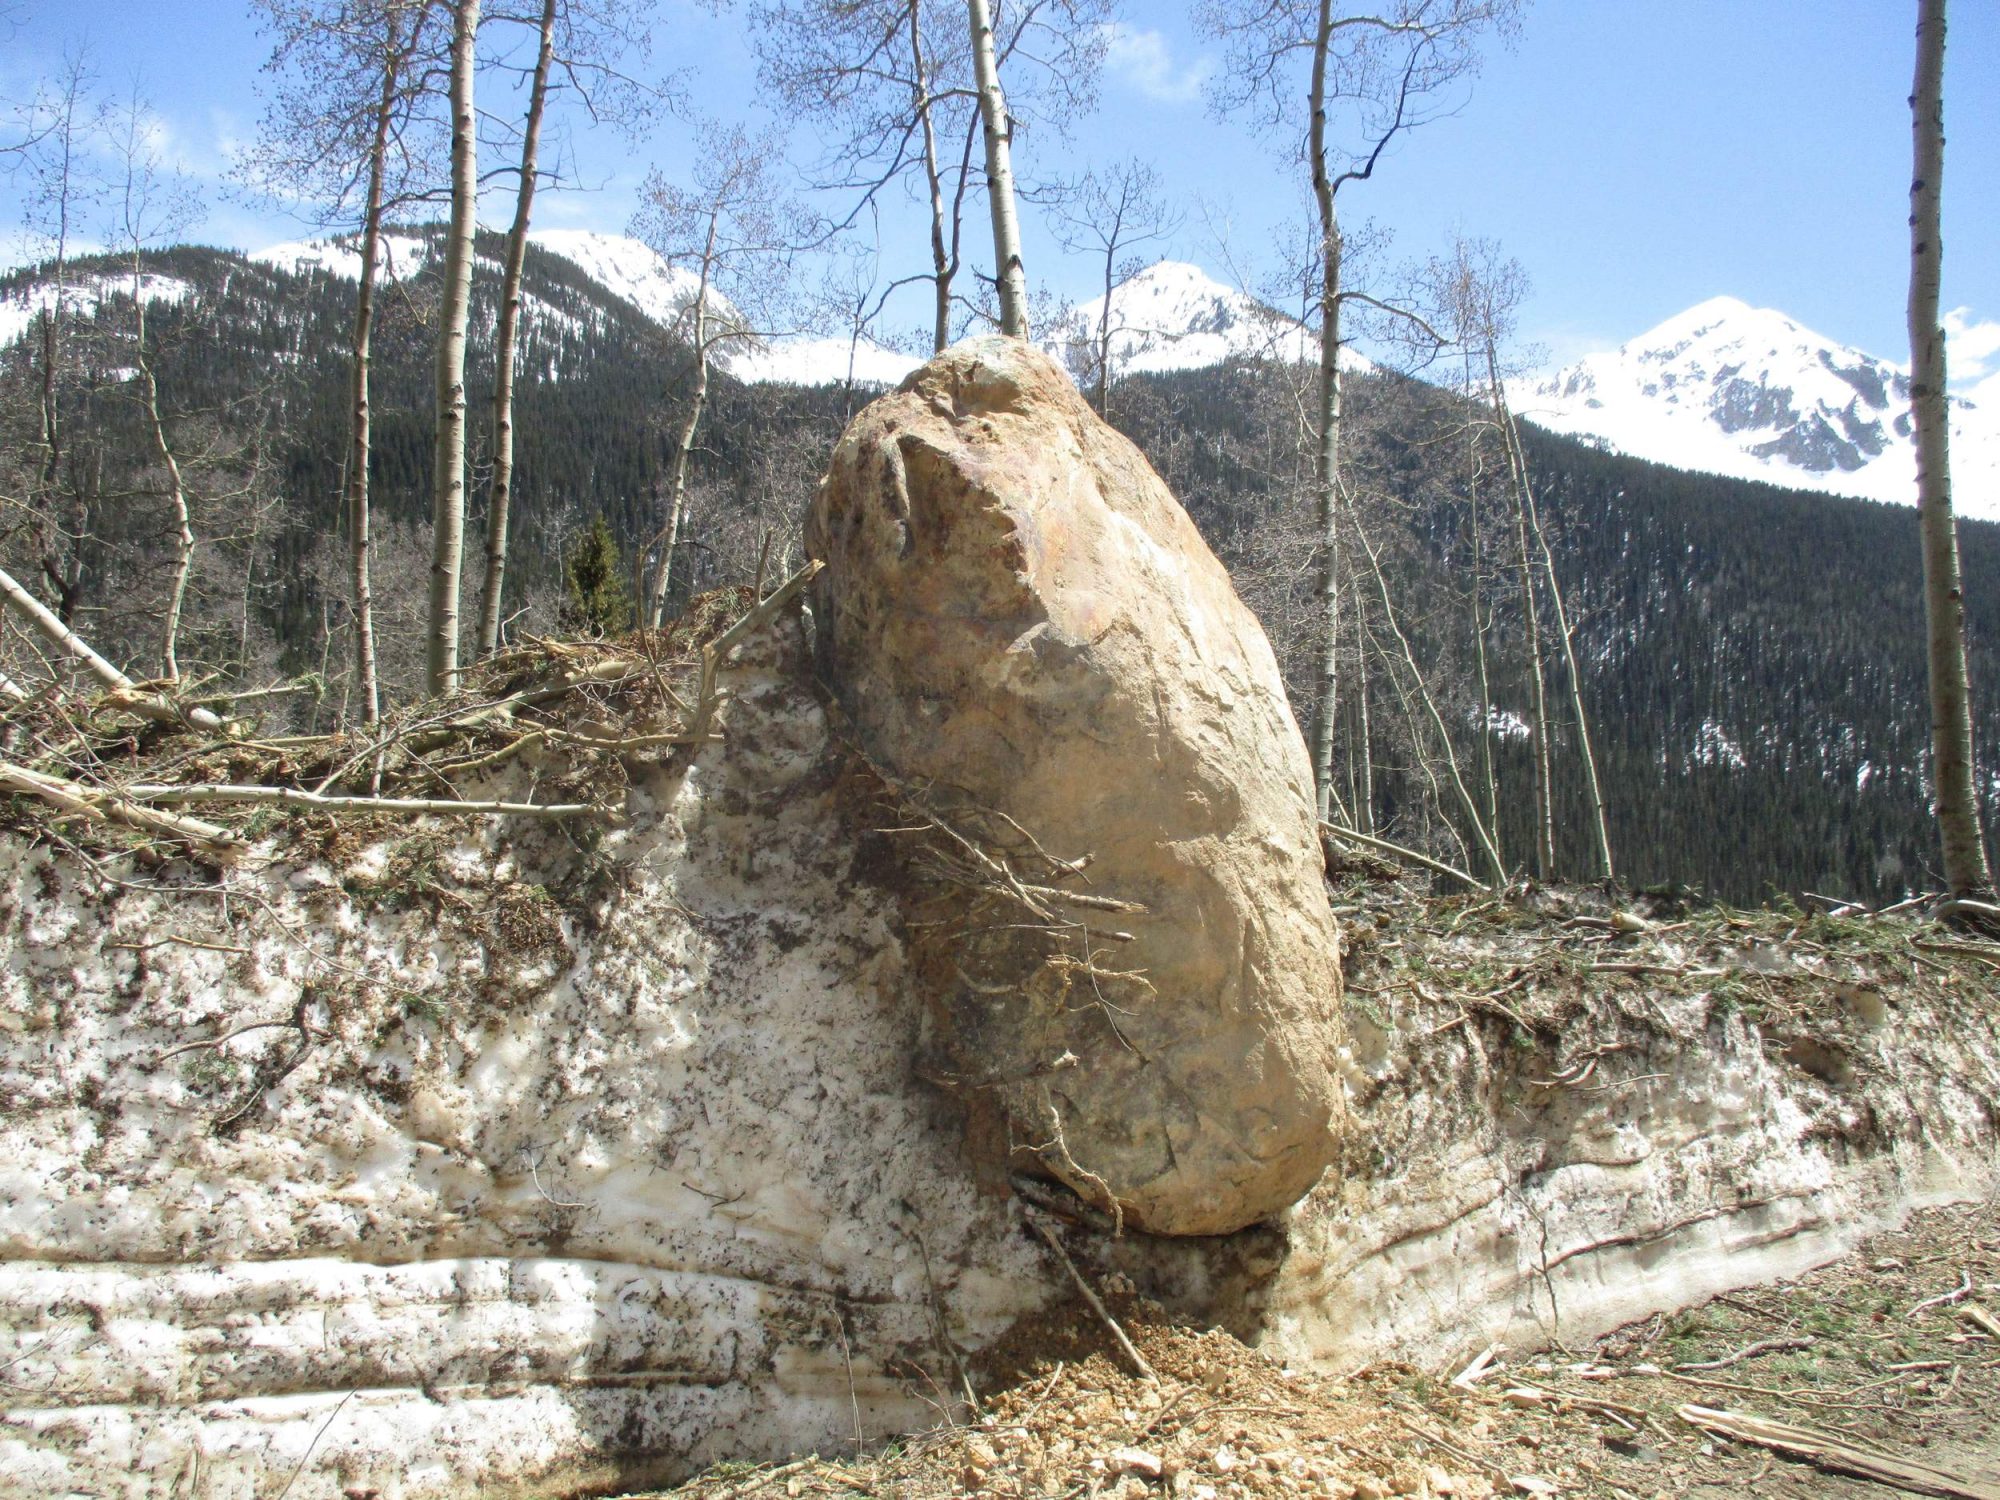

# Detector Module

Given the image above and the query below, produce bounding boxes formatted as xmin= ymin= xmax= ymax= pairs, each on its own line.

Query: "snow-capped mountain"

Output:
xmin=525 ymin=230 xmax=921 ymax=387
xmin=1044 ymin=259 xmax=1370 ymax=377
xmin=1524 ymin=295 xmax=2000 ymax=520
xmin=251 ymin=228 xmax=923 ymax=388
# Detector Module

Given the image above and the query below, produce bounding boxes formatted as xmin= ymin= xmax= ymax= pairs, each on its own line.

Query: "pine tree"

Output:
xmin=562 ymin=516 xmax=631 ymax=637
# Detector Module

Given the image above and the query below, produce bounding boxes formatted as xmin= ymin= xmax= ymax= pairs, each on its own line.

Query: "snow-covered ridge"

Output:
xmin=0 ymin=272 xmax=194 ymax=350
xmin=527 ymin=230 xmax=920 ymax=387
xmin=1523 ymin=295 xmax=2000 ymax=520
xmin=253 ymin=229 xmax=434 ymax=283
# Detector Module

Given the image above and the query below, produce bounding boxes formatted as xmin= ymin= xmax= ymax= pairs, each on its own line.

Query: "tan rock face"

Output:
xmin=807 ymin=335 xmax=1346 ymax=1236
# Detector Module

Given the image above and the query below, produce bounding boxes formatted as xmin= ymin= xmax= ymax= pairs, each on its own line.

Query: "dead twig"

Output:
xmin=121 ymin=783 xmax=596 ymax=818
xmin=1028 ymin=1215 xmax=1156 ymax=1382
xmin=1911 ymin=1271 xmax=1974 ymax=1316
xmin=1673 ymin=1335 xmax=1816 ymax=1372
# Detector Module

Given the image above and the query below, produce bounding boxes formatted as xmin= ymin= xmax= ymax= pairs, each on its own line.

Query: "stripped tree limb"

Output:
xmin=122 ymin=783 xmax=596 ymax=818
xmin=1321 ymin=819 xmax=1490 ymax=892
xmin=685 ymin=560 xmax=825 ymax=746
xmin=0 ymin=761 xmax=238 ymax=846
xmin=0 ymin=563 xmax=225 ymax=732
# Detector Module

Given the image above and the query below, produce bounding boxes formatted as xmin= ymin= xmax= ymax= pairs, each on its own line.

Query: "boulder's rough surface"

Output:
xmin=807 ymin=336 xmax=1345 ymax=1236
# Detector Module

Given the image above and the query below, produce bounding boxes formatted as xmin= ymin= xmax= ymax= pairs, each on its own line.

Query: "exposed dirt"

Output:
xmin=645 ymin=1195 xmax=2000 ymax=1499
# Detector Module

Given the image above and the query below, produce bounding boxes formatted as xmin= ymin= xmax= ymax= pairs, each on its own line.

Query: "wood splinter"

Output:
xmin=1678 ymin=1404 xmax=2000 ymax=1500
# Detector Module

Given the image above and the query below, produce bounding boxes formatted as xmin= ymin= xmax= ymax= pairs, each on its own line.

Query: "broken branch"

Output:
xmin=1028 ymin=1216 xmax=1156 ymax=1383
xmin=1677 ymin=1404 xmax=2000 ymax=1500
xmin=1321 ymin=820 xmax=1490 ymax=891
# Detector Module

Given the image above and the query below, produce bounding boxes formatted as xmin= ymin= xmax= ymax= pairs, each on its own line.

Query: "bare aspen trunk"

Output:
xmin=427 ymin=0 xmax=480 ymax=697
xmin=0 ymin=562 xmax=225 ymax=731
xmin=1095 ymin=238 xmax=1116 ymax=416
xmin=1465 ymin=385 xmax=1501 ymax=858
xmin=1491 ymin=346 xmax=1554 ymax=879
xmin=967 ymin=0 xmax=1028 ymax=338
xmin=1350 ymin=508 xmax=1506 ymax=882
xmin=36 ymin=203 xmax=73 ymax=625
xmin=1349 ymin=568 xmax=1374 ymax=834
xmin=476 ymin=0 xmax=556 ymax=659
xmin=344 ymin=14 xmax=405 ymax=727
xmin=1910 ymin=0 xmax=1994 ymax=900
xmin=910 ymin=0 xmax=953 ymax=354
xmin=1501 ymin=392 xmax=1614 ymax=880
xmin=0 ymin=562 xmax=127 ymax=694
xmin=133 ymin=293 xmax=193 ymax=682
xmin=646 ymin=230 xmax=717 ymax=628
xmin=1305 ymin=0 xmax=1343 ymax=820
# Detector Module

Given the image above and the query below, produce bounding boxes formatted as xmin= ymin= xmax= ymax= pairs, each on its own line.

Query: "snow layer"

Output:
xmin=0 ymin=619 xmax=1050 ymax=1497
xmin=4 ymin=608 xmax=2000 ymax=1497
xmin=1526 ymin=295 xmax=2000 ymax=519
xmin=252 ymin=229 xmax=433 ymax=284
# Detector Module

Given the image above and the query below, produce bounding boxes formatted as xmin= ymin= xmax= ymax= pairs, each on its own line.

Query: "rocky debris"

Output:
xmin=808 ymin=334 xmax=1345 ymax=1236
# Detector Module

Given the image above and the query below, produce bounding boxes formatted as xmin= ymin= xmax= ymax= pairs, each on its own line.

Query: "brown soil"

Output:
xmin=649 ymin=1195 xmax=2000 ymax=1500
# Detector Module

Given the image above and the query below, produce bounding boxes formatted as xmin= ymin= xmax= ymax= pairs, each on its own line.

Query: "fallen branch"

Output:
xmin=1673 ymin=1335 xmax=1816 ymax=1372
xmin=1911 ymin=1271 xmax=1974 ymax=1316
xmin=0 ymin=761 xmax=238 ymax=846
xmin=0 ymin=562 xmax=224 ymax=732
xmin=1028 ymin=1216 xmax=1156 ymax=1382
xmin=1912 ymin=937 xmax=2000 ymax=973
xmin=121 ymin=783 xmax=596 ymax=818
xmin=1677 ymin=1404 xmax=2000 ymax=1500
xmin=1321 ymin=820 xmax=1489 ymax=892
xmin=1960 ymin=1303 xmax=2000 ymax=1340
xmin=684 ymin=559 xmax=824 ymax=746
xmin=155 ymin=1017 xmax=322 ymax=1064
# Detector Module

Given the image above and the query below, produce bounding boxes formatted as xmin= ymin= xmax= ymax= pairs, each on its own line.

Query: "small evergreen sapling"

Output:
xmin=562 ymin=517 xmax=631 ymax=637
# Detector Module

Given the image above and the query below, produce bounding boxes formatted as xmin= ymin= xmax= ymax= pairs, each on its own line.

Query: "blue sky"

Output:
xmin=3 ymin=0 xmax=1996 ymax=377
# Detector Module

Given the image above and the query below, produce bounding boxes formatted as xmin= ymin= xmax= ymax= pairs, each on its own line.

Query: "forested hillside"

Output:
xmin=1 ymin=236 xmax=1992 ymax=903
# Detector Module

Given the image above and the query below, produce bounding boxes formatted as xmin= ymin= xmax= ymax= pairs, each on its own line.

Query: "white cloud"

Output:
xmin=1103 ymin=25 xmax=1211 ymax=105
xmin=1944 ymin=305 xmax=2000 ymax=384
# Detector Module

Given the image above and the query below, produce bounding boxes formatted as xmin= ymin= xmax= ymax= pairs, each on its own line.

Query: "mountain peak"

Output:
xmin=1527 ymin=295 xmax=1998 ymax=518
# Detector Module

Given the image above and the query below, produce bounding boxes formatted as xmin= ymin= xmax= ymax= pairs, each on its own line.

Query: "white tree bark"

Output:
xmin=476 ymin=0 xmax=556 ymax=660
xmin=1500 ymin=389 xmax=1613 ymax=880
xmin=910 ymin=0 xmax=955 ymax=353
xmin=1491 ymin=346 xmax=1554 ymax=879
xmin=1305 ymin=0 xmax=1342 ymax=821
xmin=427 ymin=0 xmax=480 ymax=697
xmin=645 ymin=222 xmax=717 ymax=628
xmin=1909 ymin=0 xmax=1993 ymax=900
xmin=134 ymin=302 xmax=193 ymax=684
xmin=967 ymin=0 xmax=1028 ymax=338
xmin=342 ymin=10 xmax=406 ymax=728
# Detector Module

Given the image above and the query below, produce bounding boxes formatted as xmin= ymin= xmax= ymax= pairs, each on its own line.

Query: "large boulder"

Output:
xmin=807 ymin=335 xmax=1346 ymax=1236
